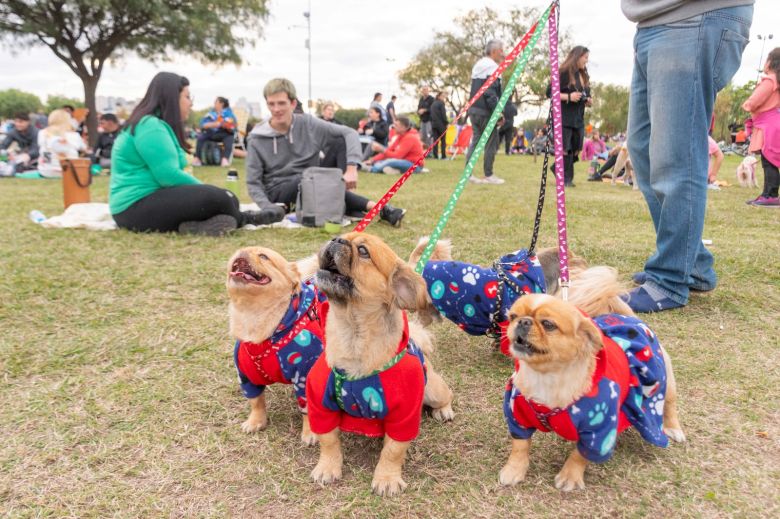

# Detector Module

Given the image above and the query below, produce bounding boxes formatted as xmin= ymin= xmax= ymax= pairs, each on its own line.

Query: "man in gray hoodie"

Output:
xmin=246 ymin=78 xmax=406 ymax=226
xmin=619 ymin=0 xmax=753 ymax=313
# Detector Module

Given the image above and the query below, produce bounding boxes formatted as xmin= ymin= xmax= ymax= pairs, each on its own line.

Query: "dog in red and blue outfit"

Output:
xmin=227 ymin=246 xmax=325 ymax=445
xmin=499 ymin=293 xmax=685 ymax=491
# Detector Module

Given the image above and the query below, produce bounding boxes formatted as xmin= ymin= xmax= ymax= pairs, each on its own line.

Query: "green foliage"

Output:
xmin=187 ymin=107 xmax=212 ymax=130
xmin=398 ymin=7 xmax=572 ymax=114
xmin=44 ymin=95 xmax=84 ymax=114
xmin=0 ymin=89 xmax=42 ymax=118
xmin=0 ymin=0 xmax=270 ymax=145
xmin=713 ymin=81 xmax=755 ymax=141
xmin=334 ymin=108 xmax=367 ymax=130
xmin=587 ymin=82 xmax=630 ymax=135
xmin=520 ymin=118 xmax=546 ymax=133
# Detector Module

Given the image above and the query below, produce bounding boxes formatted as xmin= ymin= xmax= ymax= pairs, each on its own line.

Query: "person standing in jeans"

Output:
xmin=546 ymin=46 xmax=592 ymax=187
xmin=417 ymin=86 xmax=435 ymax=147
xmin=466 ymin=39 xmax=505 ymax=185
xmin=622 ymin=1 xmax=753 ymax=312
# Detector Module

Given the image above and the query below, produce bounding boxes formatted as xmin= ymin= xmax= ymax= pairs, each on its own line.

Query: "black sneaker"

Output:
xmin=178 ymin=214 xmax=238 ymax=236
xmin=587 ymin=174 xmax=602 ymax=182
xmin=380 ymin=205 xmax=406 ymax=227
xmin=241 ymin=207 xmax=284 ymax=226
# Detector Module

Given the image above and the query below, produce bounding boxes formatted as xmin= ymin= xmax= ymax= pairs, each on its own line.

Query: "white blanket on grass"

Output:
xmin=34 ymin=203 xmax=304 ymax=231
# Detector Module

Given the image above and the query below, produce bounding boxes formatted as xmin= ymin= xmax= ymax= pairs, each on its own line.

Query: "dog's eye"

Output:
xmin=508 ymin=312 xmax=517 ymax=321
xmin=357 ymin=245 xmax=370 ymax=259
xmin=541 ymin=319 xmax=557 ymax=332
xmin=258 ymin=253 xmax=269 ymax=261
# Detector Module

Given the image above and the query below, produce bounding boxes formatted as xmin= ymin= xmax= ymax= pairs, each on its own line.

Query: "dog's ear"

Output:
xmin=390 ymin=261 xmax=430 ymax=311
xmin=577 ymin=317 xmax=604 ymax=353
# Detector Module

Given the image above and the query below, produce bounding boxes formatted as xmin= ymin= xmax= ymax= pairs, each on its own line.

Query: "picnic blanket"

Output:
xmin=32 ymin=203 xmax=306 ymax=231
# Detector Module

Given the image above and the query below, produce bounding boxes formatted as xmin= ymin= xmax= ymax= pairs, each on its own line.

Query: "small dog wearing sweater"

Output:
xmin=227 ymin=247 xmax=323 ymax=445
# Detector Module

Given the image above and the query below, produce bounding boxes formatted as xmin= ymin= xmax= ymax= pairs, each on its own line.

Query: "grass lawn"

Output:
xmin=1 ymin=154 xmax=778 ymax=517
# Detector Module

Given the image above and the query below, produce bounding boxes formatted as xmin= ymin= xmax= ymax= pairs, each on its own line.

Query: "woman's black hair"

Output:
xmin=126 ymin=72 xmax=190 ymax=150
xmin=369 ymin=106 xmax=382 ymax=116
xmin=217 ymin=96 xmax=230 ymax=108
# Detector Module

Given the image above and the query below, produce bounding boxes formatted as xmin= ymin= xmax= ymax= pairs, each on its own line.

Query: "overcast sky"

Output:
xmin=0 ymin=0 xmax=774 ymax=115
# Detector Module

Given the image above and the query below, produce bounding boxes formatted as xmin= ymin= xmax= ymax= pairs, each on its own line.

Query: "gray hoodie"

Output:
xmin=621 ymin=0 xmax=753 ymax=27
xmin=245 ymin=113 xmax=362 ymax=209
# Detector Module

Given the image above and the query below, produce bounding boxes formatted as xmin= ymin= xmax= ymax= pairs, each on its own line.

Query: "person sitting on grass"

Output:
xmin=110 ymin=72 xmax=280 ymax=236
xmin=364 ymin=116 xmax=424 ymax=175
xmin=245 ymin=78 xmax=406 ymax=226
xmin=319 ymin=103 xmax=343 ymax=125
xmin=358 ymin=106 xmax=389 ymax=160
xmin=193 ymin=96 xmax=237 ymax=167
xmin=91 ymin=113 xmax=120 ymax=171
xmin=707 ymin=135 xmax=724 ymax=190
xmin=0 ymin=112 xmax=39 ymax=174
xmin=36 ymin=108 xmax=86 ymax=178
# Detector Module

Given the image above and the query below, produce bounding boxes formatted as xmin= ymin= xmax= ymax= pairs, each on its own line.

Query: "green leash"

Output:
xmin=414 ymin=5 xmax=551 ymax=274
xmin=332 ymin=349 xmax=407 ymax=411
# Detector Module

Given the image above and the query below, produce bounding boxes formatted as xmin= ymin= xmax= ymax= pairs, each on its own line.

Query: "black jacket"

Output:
xmin=418 ymin=95 xmax=434 ymax=123
xmin=1 ymin=126 xmax=39 ymax=159
xmin=92 ymin=129 xmax=119 ymax=162
xmin=430 ymin=99 xmax=448 ymax=129
xmin=546 ymin=70 xmax=590 ymax=129
xmin=363 ymin=119 xmax=389 ymax=146
xmin=468 ymin=77 xmax=501 ymax=118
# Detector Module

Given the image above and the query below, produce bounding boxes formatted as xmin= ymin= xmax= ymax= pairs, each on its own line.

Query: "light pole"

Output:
xmin=304 ymin=1 xmax=312 ymax=112
xmin=756 ymin=33 xmax=773 ymax=81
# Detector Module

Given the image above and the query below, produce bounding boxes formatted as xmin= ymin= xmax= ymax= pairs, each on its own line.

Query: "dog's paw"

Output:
xmin=301 ymin=429 xmax=319 ymax=446
xmin=311 ymin=460 xmax=342 ymax=485
xmin=431 ymin=404 xmax=455 ymax=422
xmin=664 ymin=427 xmax=686 ymax=443
xmin=554 ymin=467 xmax=586 ymax=492
xmin=241 ymin=417 xmax=268 ymax=433
xmin=371 ymin=474 xmax=407 ymax=497
xmin=499 ymin=461 xmax=528 ymax=486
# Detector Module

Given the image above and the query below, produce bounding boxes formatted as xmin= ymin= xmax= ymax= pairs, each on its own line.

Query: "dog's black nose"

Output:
xmin=515 ymin=317 xmax=533 ymax=338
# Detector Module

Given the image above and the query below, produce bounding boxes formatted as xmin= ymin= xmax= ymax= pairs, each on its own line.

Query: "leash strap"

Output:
xmin=413 ymin=5 xmax=553 ymax=274
xmin=528 ymin=106 xmax=554 ymax=254
xmin=546 ymin=2 xmax=571 ymax=299
xmin=332 ymin=349 xmax=407 ymax=411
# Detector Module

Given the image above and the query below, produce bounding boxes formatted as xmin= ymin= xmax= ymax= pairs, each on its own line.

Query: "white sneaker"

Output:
xmin=482 ymin=175 xmax=505 ymax=185
xmin=382 ymin=166 xmax=402 ymax=175
xmin=707 ymin=183 xmax=720 ymax=191
xmin=468 ymin=175 xmax=484 ymax=184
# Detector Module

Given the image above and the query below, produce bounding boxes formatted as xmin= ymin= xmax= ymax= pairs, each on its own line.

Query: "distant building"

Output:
xmin=234 ymin=96 xmax=262 ymax=118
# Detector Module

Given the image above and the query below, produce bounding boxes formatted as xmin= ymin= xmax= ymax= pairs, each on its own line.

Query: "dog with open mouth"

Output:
xmin=409 ymin=238 xmax=631 ymax=355
xmin=227 ymin=247 xmax=324 ymax=445
xmin=305 ymin=232 xmax=455 ymax=497
xmin=498 ymin=293 xmax=685 ymax=491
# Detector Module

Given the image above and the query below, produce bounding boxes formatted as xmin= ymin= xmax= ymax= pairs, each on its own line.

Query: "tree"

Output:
xmin=0 ymin=1 xmax=269 ymax=146
xmin=0 ymin=88 xmax=42 ymax=118
xmin=587 ymin=82 xmax=630 ymax=136
xmin=713 ymin=80 xmax=754 ymax=142
xmin=399 ymin=7 xmax=571 ymax=116
xmin=45 ymin=94 xmax=84 ymax=113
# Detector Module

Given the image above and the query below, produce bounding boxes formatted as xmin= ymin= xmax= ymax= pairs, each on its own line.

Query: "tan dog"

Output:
xmin=227 ymin=247 xmax=321 ymax=445
xmin=499 ymin=293 xmax=685 ymax=491
xmin=306 ymin=232 xmax=454 ymax=497
xmin=736 ymin=155 xmax=759 ymax=188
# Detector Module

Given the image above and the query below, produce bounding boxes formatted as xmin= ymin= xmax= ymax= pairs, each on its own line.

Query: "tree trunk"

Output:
xmin=81 ymin=75 xmax=100 ymax=148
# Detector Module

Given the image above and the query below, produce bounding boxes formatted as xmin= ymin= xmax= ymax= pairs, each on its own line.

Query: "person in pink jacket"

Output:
xmin=743 ymin=47 xmax=780 ymax=207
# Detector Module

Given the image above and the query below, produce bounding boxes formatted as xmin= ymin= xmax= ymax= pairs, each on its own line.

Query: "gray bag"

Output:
xmin=296 ymin=167 xmax=346 ymax=227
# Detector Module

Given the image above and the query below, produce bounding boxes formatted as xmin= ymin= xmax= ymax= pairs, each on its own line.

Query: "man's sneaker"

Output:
xmin=241 ymin=208 xmax=285 ymax=226
xmin=382 ymin=166 xmax=402 ymax=175
xmin=380 ymin=205 xmax=406 ymax=227
xmin=587 ymin=174 xmax=602 ymax=181
xmin=178 ymin=214 xmax=238 ymax=236
xmin=482 ymin=175 xmax=505 ymax=185
xmin=632 ymin=271 xmax=715 ymax=292
xmin=468 ymin=175 xmax=484 ymax=184
xmin=750 ymin=195 xmax=780 ymax=207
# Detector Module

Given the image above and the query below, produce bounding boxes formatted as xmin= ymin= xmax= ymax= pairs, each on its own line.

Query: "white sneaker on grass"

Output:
xmin=482 ymin=175 xmax=505 ymax=185
xmin=468 ymin=175 xmax=484 ymax=184
xmin=382 ymin=166 xmax=402 ymax=175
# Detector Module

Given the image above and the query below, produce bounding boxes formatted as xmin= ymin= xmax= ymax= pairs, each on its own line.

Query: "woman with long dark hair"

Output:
xmin=110 ymin=72 xmax=282 ymax=235
xmin=547 ymin=45 xmax=592 ymax=187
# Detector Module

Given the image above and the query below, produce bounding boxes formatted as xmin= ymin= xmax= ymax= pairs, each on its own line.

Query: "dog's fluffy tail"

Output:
xmin=408 ymin=236 xmax=453 ymax=265
xmin=565 ymin=266 xmax=635 ymax=317
xmin=295 ymin=254 xmax=320 ymax=280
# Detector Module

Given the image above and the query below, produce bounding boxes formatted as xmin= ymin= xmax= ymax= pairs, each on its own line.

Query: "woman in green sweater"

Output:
xmin=110 ymin=72 xmax=283 ymax=235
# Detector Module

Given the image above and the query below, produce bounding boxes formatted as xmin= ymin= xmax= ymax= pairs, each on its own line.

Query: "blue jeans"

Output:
xmin=627 ymin=6 xmax=752 ymax=304
xmin=370 ymin=159 xmax=421 ymax=173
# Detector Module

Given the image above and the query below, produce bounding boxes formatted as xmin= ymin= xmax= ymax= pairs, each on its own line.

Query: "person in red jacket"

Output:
xmin=365 ymin=116 xmax=425 ymax=174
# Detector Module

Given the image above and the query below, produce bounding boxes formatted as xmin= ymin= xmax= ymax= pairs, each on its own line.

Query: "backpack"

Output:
xmin=296 ymin=167 xmax=346 ymax=227
xmin=201 ymin=140 xmax=221 ymax=165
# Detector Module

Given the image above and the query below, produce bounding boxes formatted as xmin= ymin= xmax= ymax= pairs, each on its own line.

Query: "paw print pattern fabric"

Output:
xmin=234 ymin=281 xmax=327 ymax=412
xmin=503 ymin=314 xmax=669 ymax=463
xmin=422 ymin=249 xmax=546 ymax=349
xmin=306 ymin=312 xmax=427 ymax=442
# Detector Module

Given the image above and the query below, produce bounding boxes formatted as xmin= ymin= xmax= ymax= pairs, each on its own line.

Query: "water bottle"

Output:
xmin=226 ymin=169 xmax=240 ymax=197
xmin=29 ymin=210 xmax=46 ymax=223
